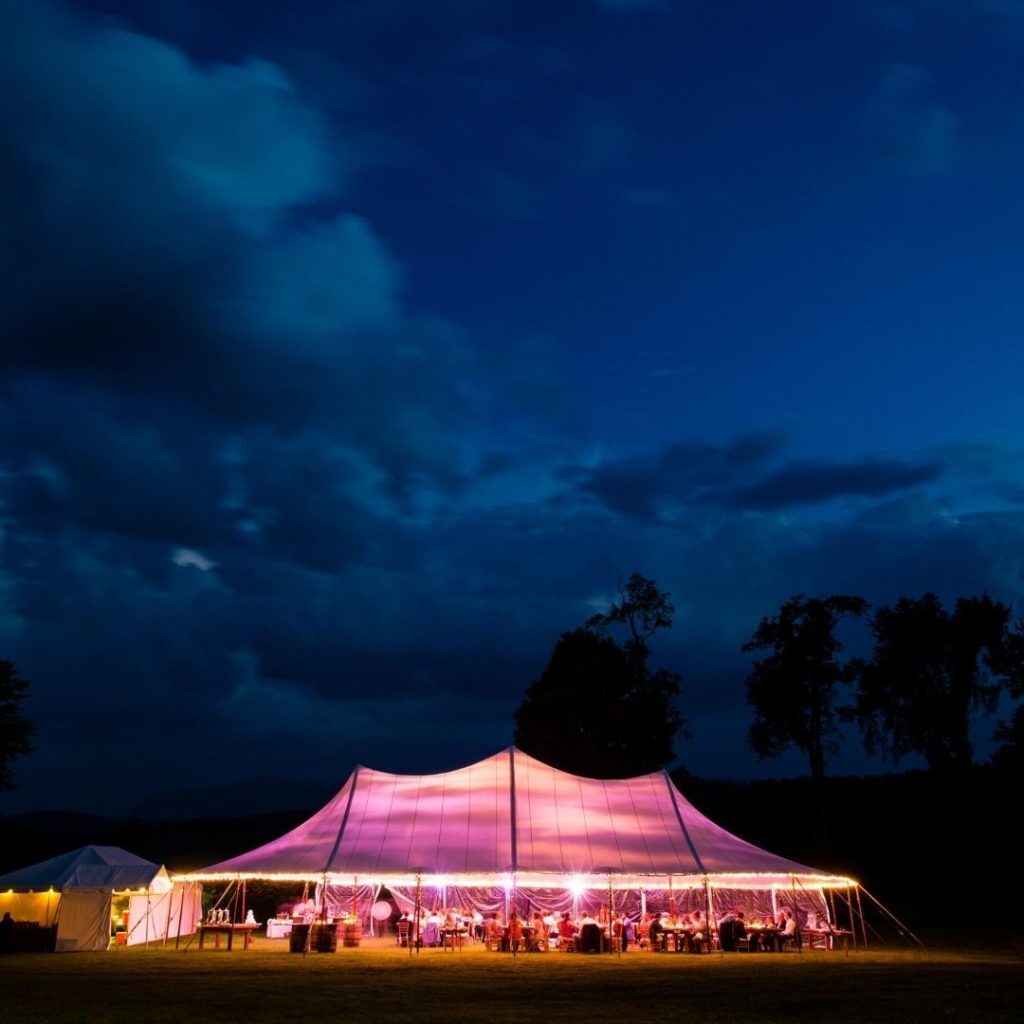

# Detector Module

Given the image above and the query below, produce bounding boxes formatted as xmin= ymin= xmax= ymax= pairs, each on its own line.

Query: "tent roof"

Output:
xmin=0 ymin=845 xmax=169 ymax=892
xmin=187 ymin=749 xmax=854 ymax=889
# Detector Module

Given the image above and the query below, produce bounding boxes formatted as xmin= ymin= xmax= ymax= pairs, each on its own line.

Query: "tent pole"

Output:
xmin=855 ymin=885 xmax=868 ymax=948
xmin=789 ymin=876 xmax=801 ymax=953
xmin=183 ymin=878 xmax=234 ymax=954
xmin=144 ymin=889 xmax=151 ymax=948
xmin=162 ymin=887 xmax=171 ymax=946
xmin=414 ymin=873 xmax=422 ymax=957
xmin=703 ymin=878 xmax=714 ymax=954
xmin=375 ymin=882 xmax=382 ymax=937
xmin=240 ymin=879 xmax=247 ymax=926
xmin=174 ymin=883 xmax=186 ymax=949
xmin=770 ymin=887 xmax=778 ymax=921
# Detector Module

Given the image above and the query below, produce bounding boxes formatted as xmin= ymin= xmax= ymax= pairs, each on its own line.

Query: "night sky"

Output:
xmin=3 ymin=0 xmax=1024 ymax=813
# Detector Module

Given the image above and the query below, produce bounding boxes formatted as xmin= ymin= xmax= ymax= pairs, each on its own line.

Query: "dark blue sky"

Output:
xmin=3 ymin=0 xmax=1023 ymax=812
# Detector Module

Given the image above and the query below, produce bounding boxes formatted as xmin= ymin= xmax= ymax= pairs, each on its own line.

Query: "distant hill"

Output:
xmin=127 ymin=777 xmax=336 ymax=820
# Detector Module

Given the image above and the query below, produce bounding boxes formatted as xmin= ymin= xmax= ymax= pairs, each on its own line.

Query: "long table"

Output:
xmin=197 ymin=923 xmax=258 ymax=951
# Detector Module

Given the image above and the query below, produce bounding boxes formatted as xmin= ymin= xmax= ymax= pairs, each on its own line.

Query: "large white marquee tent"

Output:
xmin=185 ymin=748 xmax=857 ymax=919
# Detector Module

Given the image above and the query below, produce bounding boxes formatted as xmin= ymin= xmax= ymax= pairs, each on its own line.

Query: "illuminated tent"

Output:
xmin=0 ymin=845 xmax=200 ymax=951
xmin=187 ymin=749 xmax=855 ymax=899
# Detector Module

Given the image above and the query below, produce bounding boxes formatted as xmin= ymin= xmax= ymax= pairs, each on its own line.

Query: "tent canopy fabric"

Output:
xmin=188 ymin=748 xmax=854 ymax=889
xmin=0 ymin=845 xmax=170 ymax=893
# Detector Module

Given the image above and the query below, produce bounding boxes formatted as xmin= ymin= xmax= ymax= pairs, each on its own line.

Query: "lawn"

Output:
xmin=3 ymin=936 xmax=1021 ymax=1024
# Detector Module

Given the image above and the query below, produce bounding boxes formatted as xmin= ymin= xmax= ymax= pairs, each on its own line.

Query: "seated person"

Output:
xmin=558 ymin=913 xmax=577 ymax=941
xmin=648 ymin=912 xmax=664 ymax=949
xmin=485 ymin=915 xmax=502 ymax=947
xmin=780 ymin=911 xmax=800 ymax=949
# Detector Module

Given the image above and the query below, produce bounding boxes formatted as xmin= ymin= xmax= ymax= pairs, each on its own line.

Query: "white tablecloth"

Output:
xmin=266 ymin=919 xmax=293 ymax=939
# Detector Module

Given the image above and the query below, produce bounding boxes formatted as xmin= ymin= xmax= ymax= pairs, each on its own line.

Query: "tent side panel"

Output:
xmin=55 ymin=891 xmax=111 ymax=952
xmin=125 ymin=885 xmax=200 ymax=945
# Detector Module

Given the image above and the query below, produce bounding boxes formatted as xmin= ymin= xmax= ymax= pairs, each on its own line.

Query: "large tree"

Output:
xmin=514 ymin=573 xmax=685 ymax=778
xmin=742 ymin=594 xmax=868 ymax=786
xmin=991 ymin=618 xmax=1024 ymax=774
xmin=0 ymin=660 xmax=35 ymax=791
xmin=856 ymin=593 xmax=1019 ymax=775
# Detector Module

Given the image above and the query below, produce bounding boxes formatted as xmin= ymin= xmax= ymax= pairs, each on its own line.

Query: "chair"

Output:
xmin=578 ymin=923 xmax=602 ymax=953
xmin=396 ymin=920 xmax=410 ymax=947
xmin=780 ymin=928 xmax=802 ymax=952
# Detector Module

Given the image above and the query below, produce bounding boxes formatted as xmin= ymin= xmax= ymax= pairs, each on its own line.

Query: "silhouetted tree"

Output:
xmin=585 ymin=571 xmax=676 ymax=649
xmin=855 ymin=594 xmax=1018 ymax=776
xmin=991 ymin=706 xmax=1024 ymax=776
xmin=0 ymin=660 xmax=35 ymax=791
xmin=991 ymin=619 xmax=1024 ymax=774
xmin=742 ymin=593 xmax=867 ymax=857
xmin=515 ymin=573 xmax=685 ymax=778
xmin=743 ymin=595 xmax=868 ymax=785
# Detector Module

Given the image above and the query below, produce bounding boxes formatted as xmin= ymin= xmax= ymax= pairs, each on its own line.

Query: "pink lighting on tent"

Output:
xmin=182 ymin=748 xmax=855 ymax=891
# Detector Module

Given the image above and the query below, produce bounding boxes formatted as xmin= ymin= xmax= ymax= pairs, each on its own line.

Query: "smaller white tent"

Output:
xmin=0 ymin=845 xmax=200 ymax=952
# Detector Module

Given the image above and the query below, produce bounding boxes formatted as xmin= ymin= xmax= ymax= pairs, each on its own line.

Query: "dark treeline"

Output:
xmin=515 ymin=580 xmax=1023 ymax=785
xmin=2 ymin=576 xmax=1022 ymax=929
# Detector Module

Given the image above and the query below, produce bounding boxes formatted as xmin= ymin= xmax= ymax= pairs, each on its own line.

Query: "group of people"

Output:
xmin=393 ymin=904 xmax=817 ymax=953
xmin=713 ymin=908 xmax=803 ymax=952
xmin=395 ymin=907 xmax=475 ymax=947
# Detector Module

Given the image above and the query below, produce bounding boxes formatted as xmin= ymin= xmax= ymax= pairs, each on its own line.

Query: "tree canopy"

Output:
xmin=0 ymin=659 xmax=35 ymax=791
xmin=855 ymin=593 xmax=1020 ymax=775
xmin=742 ymin=594 xmax=868 ymax=784
xmin=514 ymin=573 xmax=685 ymax=778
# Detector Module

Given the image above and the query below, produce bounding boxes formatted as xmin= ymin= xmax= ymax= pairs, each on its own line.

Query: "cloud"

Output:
xmin=729 ymin=457 xmax=945 ymax=509
xmin=576 ymin=432 xmax=787 ymax=520
xmin=867 ymin=63 xmax=960 ymax=174
xmin=172 ymin=548 xmax=218 ymax=572
xmin=575 ymin=437 xmax=943 ymax=519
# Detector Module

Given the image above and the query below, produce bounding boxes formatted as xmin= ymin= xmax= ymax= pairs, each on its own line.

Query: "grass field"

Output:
xmin=3 ymin=935 xmax=1021 ymax=1024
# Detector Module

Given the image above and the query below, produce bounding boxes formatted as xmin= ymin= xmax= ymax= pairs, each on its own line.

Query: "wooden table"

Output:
xmin=441 ymin=927 xmax=469 ymax=951
xmin=806 ymin=927 xmax=852 ymax=952
xmin=198 ymin=923 xmax=258 ymax=950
